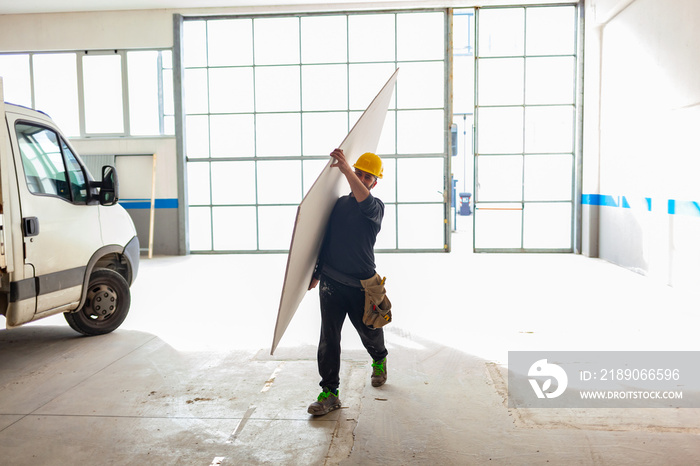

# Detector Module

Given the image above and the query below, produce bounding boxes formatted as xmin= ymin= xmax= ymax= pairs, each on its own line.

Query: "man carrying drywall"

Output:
xmin=307 ymin=148 xmax=388 ymax=416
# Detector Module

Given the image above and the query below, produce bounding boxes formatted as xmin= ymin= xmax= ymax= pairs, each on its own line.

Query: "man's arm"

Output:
xmin=329 ymin=148 xmax=372 ymax=203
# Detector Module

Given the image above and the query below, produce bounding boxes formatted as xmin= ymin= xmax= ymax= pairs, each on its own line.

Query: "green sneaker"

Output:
xmin=307 ymin=388 xmax=341 ymax=416
xmin=371 ymin=357 xmax=387 ymax=387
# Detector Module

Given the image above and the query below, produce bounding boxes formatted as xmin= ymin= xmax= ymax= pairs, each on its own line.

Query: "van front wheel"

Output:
xmin=64 ymin=269 xmax=131 ymax=336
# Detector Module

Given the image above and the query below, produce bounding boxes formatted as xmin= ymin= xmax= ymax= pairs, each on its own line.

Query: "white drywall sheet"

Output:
xmin=271 ymin=69 xmax=399 ymax=355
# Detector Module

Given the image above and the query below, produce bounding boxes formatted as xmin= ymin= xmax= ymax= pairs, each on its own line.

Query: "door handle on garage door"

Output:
xmin=23 ymin=217 xmax=39 ymax=237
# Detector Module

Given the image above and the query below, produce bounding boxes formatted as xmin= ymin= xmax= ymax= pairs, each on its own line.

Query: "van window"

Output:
xmin=15 ymin=123 xmax=88 ymax=204
xmin=61 ymin=140 xmax=89 ymax=203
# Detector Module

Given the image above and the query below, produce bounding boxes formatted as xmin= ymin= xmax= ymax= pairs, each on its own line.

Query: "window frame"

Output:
xmin=15 ymin=120 xmax=91 ymax=204
xmin=0 ymin=48 xmax=173 ymax=138
xmin=79 ymin=50 xmax=128 ymax=137
xmin=177 ymin=9 xmax=452 ymax=254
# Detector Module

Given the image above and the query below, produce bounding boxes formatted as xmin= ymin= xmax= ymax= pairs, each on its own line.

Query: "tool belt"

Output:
xmin=320 ymin=264 xmax=362 ymax=288
xmin=360 ymin=273 xmax=392 ymax=329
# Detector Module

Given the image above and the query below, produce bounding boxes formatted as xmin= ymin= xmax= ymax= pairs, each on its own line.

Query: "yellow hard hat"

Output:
xmin=353 ymin=152 xmax=383 ymax=179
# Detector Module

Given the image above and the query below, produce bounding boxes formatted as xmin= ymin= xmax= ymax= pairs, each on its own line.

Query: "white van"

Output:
xmin=0 ymin=81 xmax=139 ymax=335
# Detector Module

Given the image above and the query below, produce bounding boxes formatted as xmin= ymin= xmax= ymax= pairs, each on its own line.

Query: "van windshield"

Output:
xmin=15 ymin=123 xmax=88 ymax=203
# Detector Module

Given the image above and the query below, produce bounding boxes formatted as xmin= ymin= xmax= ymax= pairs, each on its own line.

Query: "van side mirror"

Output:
xmin=99 ymin=165 xmax=119 ymax=206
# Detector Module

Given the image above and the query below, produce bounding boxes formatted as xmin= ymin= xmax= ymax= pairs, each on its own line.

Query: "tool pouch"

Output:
xmin=360 ymin=273 xmax=392 ymax=329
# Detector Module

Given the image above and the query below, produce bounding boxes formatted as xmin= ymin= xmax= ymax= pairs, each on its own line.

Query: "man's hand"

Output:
xmin=308 ymin=277 xmax=319 ymax=290
xmin=329 ymin=148 xmax=372 ymax=202
xmin=329 ymin=148 xmax=353 ymax=176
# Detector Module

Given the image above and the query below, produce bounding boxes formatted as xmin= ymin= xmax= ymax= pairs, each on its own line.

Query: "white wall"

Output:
xmin=583 ymin=0 xmax=700 ymax=289
xmin=71 ymin=137 xmax=177 ymax=199
xmin=0 ymin=10 xmax=173 ymax=51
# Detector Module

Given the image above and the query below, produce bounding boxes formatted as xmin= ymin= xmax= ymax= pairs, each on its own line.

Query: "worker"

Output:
xmin=307 ymin=149 xmax=388 ymax=416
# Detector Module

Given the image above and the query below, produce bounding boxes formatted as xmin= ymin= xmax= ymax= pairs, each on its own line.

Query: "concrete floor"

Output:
xmin=1 ymin=226 xmax=699 ymax=465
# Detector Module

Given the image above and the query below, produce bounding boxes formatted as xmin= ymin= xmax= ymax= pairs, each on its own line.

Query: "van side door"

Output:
xmin=8 ymin=117 xmax=102 ymax=316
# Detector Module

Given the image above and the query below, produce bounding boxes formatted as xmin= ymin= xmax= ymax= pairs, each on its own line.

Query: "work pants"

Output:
xmin=317 ymin=276 xmax=388 ymax=392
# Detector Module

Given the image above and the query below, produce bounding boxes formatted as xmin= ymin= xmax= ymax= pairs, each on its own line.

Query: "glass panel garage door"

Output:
xmin=181 ymin=11 xmax=449 ymax=253
xmin=473 ymin=5 xmax=578 ymax=252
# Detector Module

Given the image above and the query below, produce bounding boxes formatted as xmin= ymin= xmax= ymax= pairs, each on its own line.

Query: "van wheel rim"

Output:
xmin=85 ymin=284 xmax=118 ymax=321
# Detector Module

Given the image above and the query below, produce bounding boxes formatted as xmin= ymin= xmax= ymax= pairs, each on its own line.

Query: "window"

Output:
xmin=0 ymin=54 xmax=32 ymax=107
xmin=33 ymin=54 xmax=80 ymax=136
xmin=0 ymin=50 xmax=173 ymax=138
xmin=473 ymin=5 xmax=579 ymax=251
xmin=182 ymin=11 xmax=448 ymax=252
xmin=128 ymin=50 xmax=175 ymax=135
xmin=16 ymin=123 xmax=88 ymax=204
xmin=82 ymin=53 xmax=125 ymax=134
xmin=62 ymin=139 xmax=89 ymax=203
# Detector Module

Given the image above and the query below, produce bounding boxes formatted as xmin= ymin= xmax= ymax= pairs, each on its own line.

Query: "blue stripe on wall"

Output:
xmin=119 ymin=198 xmax=179 ymax=210
xmin=668 ymin=200 xmax=700 ymax=217
xmin=583 ymin=195 xmax=698 ymax=217
xmin=581 ymin=194 xmax=619 ymax=207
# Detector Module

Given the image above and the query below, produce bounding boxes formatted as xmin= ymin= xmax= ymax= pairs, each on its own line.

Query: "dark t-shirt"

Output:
xmin=317 ymin=193 xmax=384 ymax=281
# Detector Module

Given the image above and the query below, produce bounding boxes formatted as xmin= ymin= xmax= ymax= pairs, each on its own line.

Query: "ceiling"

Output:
xmin=0 ymin=0 xmax=562 ymax=16
xmin=0 ymin=0 xmax=410 ymax=15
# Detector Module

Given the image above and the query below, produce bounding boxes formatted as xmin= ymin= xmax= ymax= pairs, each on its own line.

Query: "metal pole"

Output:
xmin=173 ymin=14 xmax=189 ymax=255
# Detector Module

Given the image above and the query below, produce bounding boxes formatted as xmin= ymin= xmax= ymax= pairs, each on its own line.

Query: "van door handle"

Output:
xmin=23 ymin=217 xmax=39 ymax=237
